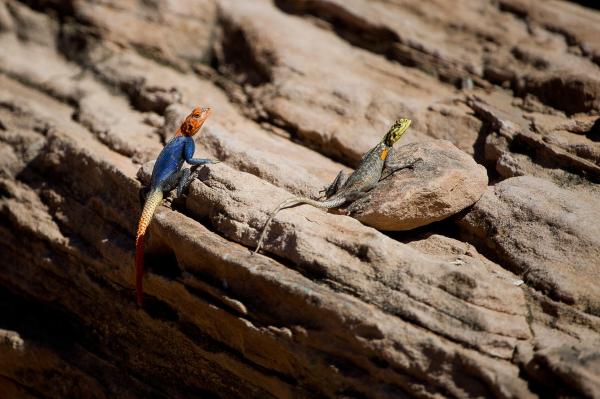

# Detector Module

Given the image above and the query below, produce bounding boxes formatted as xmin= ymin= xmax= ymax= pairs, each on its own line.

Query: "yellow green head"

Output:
xmin=383 ymin=118 xmax=411 ymax=146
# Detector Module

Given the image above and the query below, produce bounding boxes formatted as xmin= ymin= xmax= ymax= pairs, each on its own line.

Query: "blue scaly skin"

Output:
xmin=135 ymin=106 xmax=217 ymax=305
xmin=254 ymin=119 xmax=417 ymax=254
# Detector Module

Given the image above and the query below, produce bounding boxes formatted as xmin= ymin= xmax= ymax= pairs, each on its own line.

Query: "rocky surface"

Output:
xmin=458 ymin=176 xmax=600 ymax=315
xmin=0 ymin=0 xmax=599 ymax=398
xmin=347 ymin=140 xmax=488 ymax=230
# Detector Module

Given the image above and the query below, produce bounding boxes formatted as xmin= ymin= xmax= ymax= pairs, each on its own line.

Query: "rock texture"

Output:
xmin=0 ymin=0 xmax=599 ymax=398
xmin=347 ymin=140 xmax=488 ymax=230
xmin=458 ymin=176 xmax=600 ymax=315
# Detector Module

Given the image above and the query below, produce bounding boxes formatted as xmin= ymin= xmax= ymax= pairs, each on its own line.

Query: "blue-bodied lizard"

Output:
xmin=254 ymin=118 xmax=416 ymax=254
xmin=135 ymin=106 xmax=218 ymax=305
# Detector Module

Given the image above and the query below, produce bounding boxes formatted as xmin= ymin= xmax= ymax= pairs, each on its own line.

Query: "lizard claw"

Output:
xmin=409 ymin=157 xmax=424 ymax=168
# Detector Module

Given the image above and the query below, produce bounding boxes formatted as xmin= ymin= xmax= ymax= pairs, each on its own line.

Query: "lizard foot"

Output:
xmin=176 ymin=168 xmax=194 ymax=198
xmin=381 ymin=157 xmax=424 ymax=181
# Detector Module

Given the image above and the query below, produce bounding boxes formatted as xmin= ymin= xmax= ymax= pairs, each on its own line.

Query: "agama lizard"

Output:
xmin=135 ymin=106 xmax=218 ymax=305
xmin=254 ymin=118 xmax=415 ymax=254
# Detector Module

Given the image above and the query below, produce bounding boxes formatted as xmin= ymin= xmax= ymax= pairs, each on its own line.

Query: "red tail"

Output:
xmin=135 ymin=235 xmax=145 ymax=306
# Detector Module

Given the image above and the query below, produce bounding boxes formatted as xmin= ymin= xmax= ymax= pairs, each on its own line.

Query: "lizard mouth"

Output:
xmin=199 ymin=107 xmax=212 ymax=120
xmin=194 ymin=107 xmax=212 ymax=131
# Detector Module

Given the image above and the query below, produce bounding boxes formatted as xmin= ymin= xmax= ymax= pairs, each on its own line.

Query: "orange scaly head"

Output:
xmin=175 ymin=106 xmax=212 ymax=137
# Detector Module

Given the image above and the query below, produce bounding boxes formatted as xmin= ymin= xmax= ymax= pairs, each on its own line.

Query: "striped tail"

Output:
xmin=135 ymin=189 xmax=163 ymax=305
xmin=253 ymin=196 xmax=346 ymax=255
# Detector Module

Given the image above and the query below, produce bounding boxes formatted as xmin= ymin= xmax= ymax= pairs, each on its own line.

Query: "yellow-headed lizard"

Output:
xmin=254 ymin=119 xmax=417 ymax=254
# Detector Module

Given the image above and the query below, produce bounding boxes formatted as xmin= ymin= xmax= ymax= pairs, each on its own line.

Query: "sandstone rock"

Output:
xmin=499 ymin=0 xmax=600 ymax=69
xmin=186 ymin=164 xmax=532 ymax=358
xmin=468 ymin=90 xmax=600 ymax=197
xmin=524 ymin=344 xmax=600 ymax=398
xmin=409 ymin=235 xmax=600 ymax=399
xmin=276 ymin=0 xmax=488 ymax=83
xmin=65 ymin=0 xmax=217 ymax=71
xmin=2 ymin=0 xmax=600 ymax=397
xmin=270 ymin=0 xmax=600 ymax=162
xmin=153 ymin=204 xmax=533 ymax=398
xmin=423 ymin=100 xmax=484 ymax=157
xmin=347 ymin=140 xmax=488 ymax=230
xmin=215 ymin=0 xmax=453 ymax=165
xmin=518 ymin=289 xmax=600 ymax=398
xmin=458 ymin=176 xmax=600 ymax=316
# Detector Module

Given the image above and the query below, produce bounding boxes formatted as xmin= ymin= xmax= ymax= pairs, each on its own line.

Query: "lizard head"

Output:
xmin=178 ymin=106 xmax=212 ymax=136
xmin=383 ymin=118 xmax=411 ymax=146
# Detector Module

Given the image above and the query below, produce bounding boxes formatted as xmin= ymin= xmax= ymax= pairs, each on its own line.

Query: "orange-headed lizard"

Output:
xmin=135 ymin=106 xmax=218 ymax=305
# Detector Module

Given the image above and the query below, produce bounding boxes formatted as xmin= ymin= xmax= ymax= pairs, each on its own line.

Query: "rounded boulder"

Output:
xmin=347 ymin=140 xmax=488 ymax=230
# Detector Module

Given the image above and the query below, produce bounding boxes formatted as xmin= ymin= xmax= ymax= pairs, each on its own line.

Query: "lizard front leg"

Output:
xmin=183 ymin=137 xmax=220 ymax=166
xmin=381 ymin=147 xmax=422 ymax=180
xmin=187 ymin=158 xmax=220 ymax=166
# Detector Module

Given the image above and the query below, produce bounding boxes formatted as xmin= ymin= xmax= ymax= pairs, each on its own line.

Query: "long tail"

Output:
xmin=135 ymin=189 xmax=163 ymax=305
xmin=253 ymin=196 xmax=346 ymax=254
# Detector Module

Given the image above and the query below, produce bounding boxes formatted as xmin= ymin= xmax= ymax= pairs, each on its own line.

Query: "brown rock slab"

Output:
xmin=347 ymin=140 xmax=488 ymax=230
xmin=186 ymin=164 xmax=531 ymax=360
xmin=152 ymin=205 xmax=532 ymax=398
xmin=525 ymin=344 xmax=600 ymax=398
xmin=458 ymin=175 xmax=600 ymax=316
xmin=66 ymin=0 xmax=217 ymax=70
xmin=499 ymin=0 xmax=600 ymax=70
xmin=2 ymin=0 xmax=600 ymax=397
xmin=469 ymin=91 xmax=600 ymax=189
xmin=215 ymin=0 xmax=452 ymax=165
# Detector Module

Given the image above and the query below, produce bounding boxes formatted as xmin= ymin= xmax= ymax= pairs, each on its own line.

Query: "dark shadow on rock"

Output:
xmin=585 ymin=117 xmax=600 ymax=143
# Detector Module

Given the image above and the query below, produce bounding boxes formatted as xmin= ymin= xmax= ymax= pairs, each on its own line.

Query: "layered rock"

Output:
xmin=458 ymin=176 xmax=600 ymax=315
xmin=0 ymin=0 xmax=599 ymax=398
xmin=468 ymin=91 xmax=600 ymax=191
xmin=215 ymin=0 xmax=451 ymax=165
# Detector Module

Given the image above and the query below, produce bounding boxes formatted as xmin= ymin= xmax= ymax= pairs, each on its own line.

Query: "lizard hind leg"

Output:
xmin=343 ymin=190 xmax=369 ymax=202
xmin=176 ymin=168 xmax=193 ymax=198
xmin=160 ymin=168 xmax=194 ymax=198
xmin=321 ymin=170 xmax=349 ymax=198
